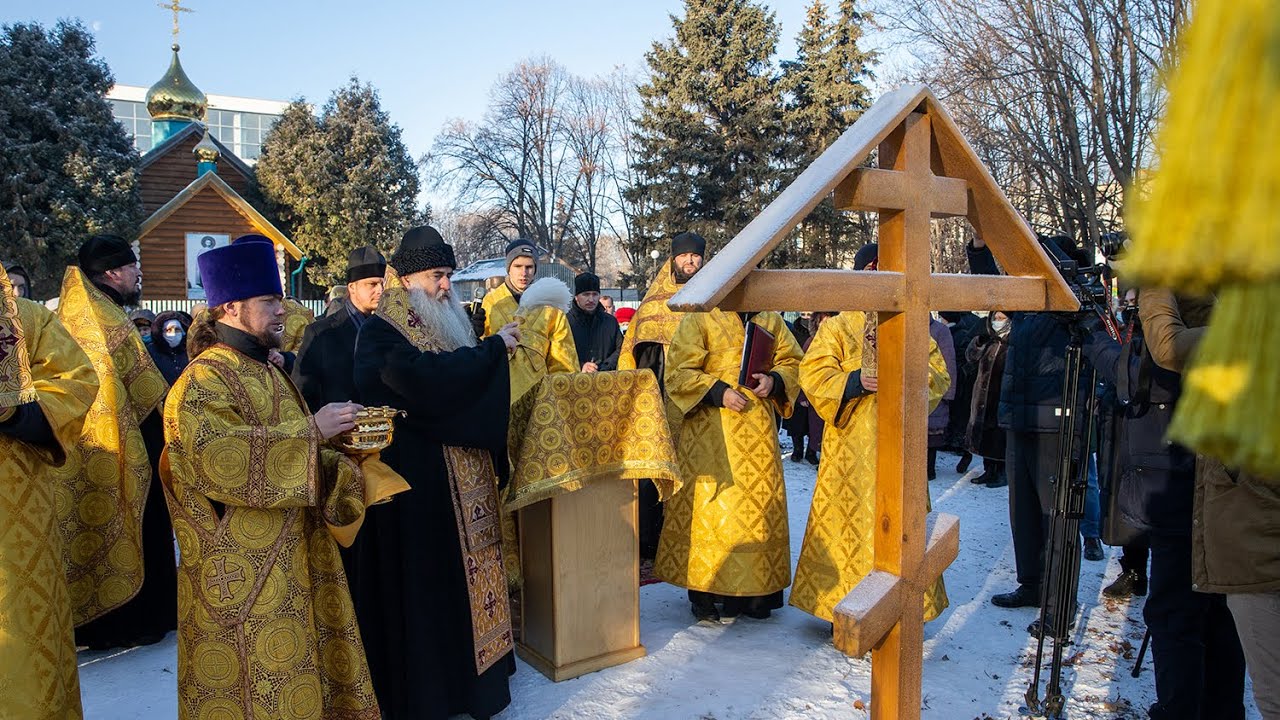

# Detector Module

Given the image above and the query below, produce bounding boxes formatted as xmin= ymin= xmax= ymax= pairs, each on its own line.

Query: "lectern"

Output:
xmin=518 ymin=479 xmax=645 ymax=680
xmin=504 ymin=370 xmax=680 ymax=681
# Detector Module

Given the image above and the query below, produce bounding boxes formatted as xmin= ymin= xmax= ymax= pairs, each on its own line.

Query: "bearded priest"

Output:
xmin=352 ymin=226 xmax=520 ymax=720
xmin=163 ymin=240 xmax=380 ymax=719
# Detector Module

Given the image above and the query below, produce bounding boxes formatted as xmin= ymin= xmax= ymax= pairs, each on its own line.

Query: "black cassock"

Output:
xmin=352 ymin=315 xmax=514 ymax=720
xmin=293 ymin=301 xmax=363 ymax=411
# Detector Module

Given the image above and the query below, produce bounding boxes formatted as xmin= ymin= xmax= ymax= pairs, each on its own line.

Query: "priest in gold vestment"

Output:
xmin=507 ymin=276 xmax=580 ymax=406
xmin=54 ymin=236 xmax=176 ymax=649
xmin=163 ymin=240 xmax=379 ymax=719
xmin=655 ymin=308 xmax=803 ymax=623
xmin=790 ymin=244 xmax=951 ymax=625
xmin=619 ymin=232 xmax=706 ymax=561
xmin=1 ymin=265 xmax=98 ymax=720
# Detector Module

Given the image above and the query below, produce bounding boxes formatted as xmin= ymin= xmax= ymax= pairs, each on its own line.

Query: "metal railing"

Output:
xmin=138 ymin=299 xmax=328 ymax=316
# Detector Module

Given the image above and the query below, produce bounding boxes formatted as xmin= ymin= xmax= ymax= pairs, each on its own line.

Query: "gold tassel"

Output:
xmin=1170 ymin=280 xmax=1280 ymax=476
xmin=1124 ymin=0 xmax=1280 ymax=292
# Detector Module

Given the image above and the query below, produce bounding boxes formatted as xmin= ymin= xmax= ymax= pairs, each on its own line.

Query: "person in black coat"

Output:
xmin=965 ymin=311 xmax=1010 ymax=487
xmin=293 ymin=245 xmax=386 ymax=410
xmin=942 ymin=310 xmax=985 ymax=471
xmin=969 ymin=235 xmax=1101 ymax=627
xmin=566 ymin=272 xmax=622 ymax=372
xmin=1082 ymin=294 xmax=1247 ymax=720
xmin=148 ymin=310 xmax=192 ymax=384
xmin=351 ymin=226 xmax=519 ymax=720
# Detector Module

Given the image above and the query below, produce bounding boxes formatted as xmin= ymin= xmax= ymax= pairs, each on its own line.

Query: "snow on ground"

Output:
xmin=79 ymin=445 xmax=1261 ymax=719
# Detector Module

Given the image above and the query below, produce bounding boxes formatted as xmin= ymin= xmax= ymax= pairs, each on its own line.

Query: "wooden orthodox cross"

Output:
xmin=669 ymin=85 xmax=1077 ymax=720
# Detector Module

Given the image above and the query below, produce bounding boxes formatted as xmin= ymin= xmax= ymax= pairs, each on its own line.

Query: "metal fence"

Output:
xmin=138 ymin=299 xmax=328 ymax=316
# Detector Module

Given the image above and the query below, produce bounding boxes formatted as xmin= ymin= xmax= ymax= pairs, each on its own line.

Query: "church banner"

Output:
xmin=185 ymin=233 xmax=229 ymax=299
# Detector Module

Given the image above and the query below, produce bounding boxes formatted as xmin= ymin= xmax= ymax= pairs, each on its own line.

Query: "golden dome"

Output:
xmin=193 ymin=128 xmax=220 ymax=162
xmin=145 ymin=44 xmax=207 ymax=121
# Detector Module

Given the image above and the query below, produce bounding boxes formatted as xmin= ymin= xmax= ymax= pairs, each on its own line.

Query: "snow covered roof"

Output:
xmin=451 ymin=258 xmax=508 ymax=283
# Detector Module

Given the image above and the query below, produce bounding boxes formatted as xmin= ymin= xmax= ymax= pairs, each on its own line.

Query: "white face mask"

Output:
xmin=991 ymin=318 xmax=1010 ymax=334
xmin=164 ymin=331 xmax=184 ymax=348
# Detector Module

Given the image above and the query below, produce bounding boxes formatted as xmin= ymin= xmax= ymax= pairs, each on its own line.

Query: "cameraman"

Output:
xmin=968 ymin=235 xmax=1102 ymax=633
xmin=1080 ymin=288 xmax=1246 ymax=719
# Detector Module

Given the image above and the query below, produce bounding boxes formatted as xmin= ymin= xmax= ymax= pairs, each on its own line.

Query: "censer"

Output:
xmin=335 ymin=406 xmax=407 ymax=455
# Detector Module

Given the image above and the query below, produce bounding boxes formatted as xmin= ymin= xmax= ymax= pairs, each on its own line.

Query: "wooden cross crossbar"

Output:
xmin=669 ymin=85 xmax=1077 ymax=720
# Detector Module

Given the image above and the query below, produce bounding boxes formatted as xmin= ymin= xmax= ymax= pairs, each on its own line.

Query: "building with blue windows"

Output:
xmin=106 ymin=45 xmax=288 ymax=162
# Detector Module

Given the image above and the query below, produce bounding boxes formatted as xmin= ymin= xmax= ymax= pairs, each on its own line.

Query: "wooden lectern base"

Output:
xmin=517 ymin=478 xmax=645 ymax=681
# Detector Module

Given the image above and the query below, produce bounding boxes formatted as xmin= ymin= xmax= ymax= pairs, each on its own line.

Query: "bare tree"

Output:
xmin=428 ymin=59 xmax=582 ymax=262
xmin=431 ymin=205 xmax=509 ymax=268
xmin=428 ymin=59 xmax=648 ymax=277
xmin=559 ymin=75 xmax=616 ymax=273
xmin=879 ymin=0 xmax=1184 ymax=251
xmin=597 ymin=67 xmax=650 ymax=285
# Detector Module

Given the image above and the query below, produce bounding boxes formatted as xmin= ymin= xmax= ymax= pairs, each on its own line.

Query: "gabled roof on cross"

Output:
xmin=668 ymin=83 xmax=1078 ymax=314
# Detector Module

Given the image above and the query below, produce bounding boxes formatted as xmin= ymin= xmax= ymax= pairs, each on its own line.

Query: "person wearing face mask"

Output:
xmin=130 ymin=308 xmax=156 ymax=345
xmin=147 ymin=311 xmax=192 ymax=385
xmin=966 ymin=312 xmax=1012 ymax=488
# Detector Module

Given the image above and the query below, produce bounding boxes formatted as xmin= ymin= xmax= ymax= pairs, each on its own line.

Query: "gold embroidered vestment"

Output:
xmin=654 ymin=310 xmax=802 ymax=597
xmin=480 ymin=282 xmax=518 ymax=338
xmin=617 ymin=258 xmax=684 ymax=371
xmin=52 ymin=267 xmax=168 ymax=625
xmin=0 ymin=270 xmax=98 ymax=720
xmin=281 ymin=299 xmax=315 ymax=354
xmin=790 ymin=312 xmax=951 ymax=622
xmin=162 ymin=343 xmax=379 ymax=719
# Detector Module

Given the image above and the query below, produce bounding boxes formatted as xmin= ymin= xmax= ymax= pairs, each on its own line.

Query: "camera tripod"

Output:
xmin=1022 ymin=336 xmax=1101 ymax=719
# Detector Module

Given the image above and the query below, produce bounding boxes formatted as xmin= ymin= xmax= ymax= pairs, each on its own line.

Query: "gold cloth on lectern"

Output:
xmin=505 ymin=369 xmax=681 ymax=512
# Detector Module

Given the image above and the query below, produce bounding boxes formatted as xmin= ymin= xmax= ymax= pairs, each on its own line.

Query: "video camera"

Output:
xmin=1038 ymin=235 xmax=1110 ymax=312
xmin=1097 ymin=230 xmax=1128 ymax=262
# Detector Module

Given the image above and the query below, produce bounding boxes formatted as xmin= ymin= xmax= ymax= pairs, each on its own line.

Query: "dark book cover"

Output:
xmin=739 ymin=322 xmax=776 ymax=387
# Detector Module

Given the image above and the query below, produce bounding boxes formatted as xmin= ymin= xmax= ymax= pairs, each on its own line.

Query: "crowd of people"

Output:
xmin=0 ymin=222 xmax=1275 ymax=720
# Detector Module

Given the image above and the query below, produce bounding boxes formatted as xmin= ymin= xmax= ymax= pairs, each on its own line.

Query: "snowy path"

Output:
xmin=78 ymin=447 xmax=1260 ymax=719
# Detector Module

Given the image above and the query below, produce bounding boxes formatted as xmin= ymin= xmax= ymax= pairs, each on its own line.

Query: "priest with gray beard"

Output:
xmin=351 ymin=226 xmax=521 ymax=720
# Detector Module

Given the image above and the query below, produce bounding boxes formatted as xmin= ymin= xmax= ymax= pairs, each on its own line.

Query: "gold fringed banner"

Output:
xmin=505 ymin=369 xmax=682 ymax=512
xmin=1169 ymin=280 xmax=1280 ymax=477
xmin=0 ymin=266 xmax=36 ymax=408
xmin=1124 ymin=0 xmax=1280 ymax=291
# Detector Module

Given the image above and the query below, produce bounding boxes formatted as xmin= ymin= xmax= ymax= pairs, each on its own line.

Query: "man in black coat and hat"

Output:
xmin=293 ymin=245 xmax=386 ymax=410
xmin=352 ymin=226 xmax=521 ymax=720
xmin=567 ymin=271 xmax=622 ymax=372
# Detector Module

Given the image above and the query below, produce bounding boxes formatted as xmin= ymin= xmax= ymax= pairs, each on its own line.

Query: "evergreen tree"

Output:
xmin=625 ymin=0 xmax=786 ymax=274
xmin=776 ymin=0 xmax=877 ymax=268
xmin=0 ymin=21 xmax=142 ymax=298
xmin=257 ymin=78 xmax=423 ymax=286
